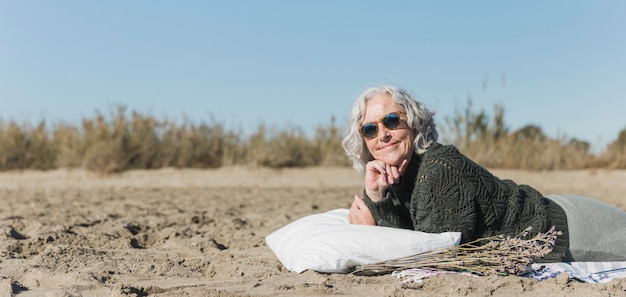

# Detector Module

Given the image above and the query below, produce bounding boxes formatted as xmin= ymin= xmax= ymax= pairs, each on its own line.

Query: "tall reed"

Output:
xmin=0 ymin=120 xmax=56 ymax=170
xmin=0 ymin=104 xmax=624 ymax=172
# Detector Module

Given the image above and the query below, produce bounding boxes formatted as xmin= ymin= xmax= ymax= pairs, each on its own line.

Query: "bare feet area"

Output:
xmin=1 ymin=167 xmax=625 ymax=296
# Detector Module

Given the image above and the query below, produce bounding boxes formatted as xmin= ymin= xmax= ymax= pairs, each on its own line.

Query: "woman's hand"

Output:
xmin=348 ymin=194 xmax=375 ymax=225
xmin=364 ymin=159 xmax=408 ymax=201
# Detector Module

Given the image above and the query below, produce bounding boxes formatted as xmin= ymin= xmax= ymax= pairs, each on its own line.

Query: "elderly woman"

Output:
xmin=342 ymin=85 xmax=626 ymax=262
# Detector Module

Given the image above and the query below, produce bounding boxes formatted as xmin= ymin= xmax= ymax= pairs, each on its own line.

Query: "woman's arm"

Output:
xmin=350 ymin=159 xmax=413 ymax=228
xmin=362 ymin=187 xmax=414 ymax=229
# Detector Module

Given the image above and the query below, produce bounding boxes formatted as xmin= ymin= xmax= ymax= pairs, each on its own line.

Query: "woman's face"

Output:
xmin=361 ymin=93 xmax=415 ymax=166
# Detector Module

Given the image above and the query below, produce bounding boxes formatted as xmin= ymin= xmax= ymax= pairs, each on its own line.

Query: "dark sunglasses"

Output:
xmin=359 ymin=111 xmax=405 ymax=139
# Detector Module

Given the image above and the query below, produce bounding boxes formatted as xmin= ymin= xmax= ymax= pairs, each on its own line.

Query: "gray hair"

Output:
xmin=341 ymin=85 xmax=438 ymax=175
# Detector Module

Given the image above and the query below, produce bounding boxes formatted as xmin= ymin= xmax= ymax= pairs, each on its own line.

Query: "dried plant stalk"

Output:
xmin=353 ymin=226 xmax=562 ymax=276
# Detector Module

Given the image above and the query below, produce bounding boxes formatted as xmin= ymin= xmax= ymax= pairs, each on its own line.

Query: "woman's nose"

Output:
xmin=377 ymin=122 xmax=391 ymax=140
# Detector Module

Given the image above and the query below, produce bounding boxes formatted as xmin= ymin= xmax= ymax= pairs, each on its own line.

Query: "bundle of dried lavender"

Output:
xmin=353 ymin=226 xmax=562 ymax=276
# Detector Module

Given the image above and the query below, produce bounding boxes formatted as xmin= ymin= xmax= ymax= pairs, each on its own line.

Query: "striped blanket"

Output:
xmin=529 ymin=262 xmax=626 ymax=283
xmin=392 ymin=262 xmax=626 ymax=283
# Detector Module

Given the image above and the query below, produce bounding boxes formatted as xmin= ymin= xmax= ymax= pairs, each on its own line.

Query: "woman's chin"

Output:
xmin=381 ymin=157 xmax=404 ymax=167
xmin=378 ymin=151 xmax=412 ymax=167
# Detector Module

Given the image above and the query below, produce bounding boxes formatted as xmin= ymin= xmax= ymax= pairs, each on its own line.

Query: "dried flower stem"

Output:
xmin=354 ymin=226 xmax=562 ymax=276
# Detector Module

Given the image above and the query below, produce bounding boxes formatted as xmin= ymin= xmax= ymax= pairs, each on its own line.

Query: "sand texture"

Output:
xmin=1 ymin=167 xmax=625 ymax=296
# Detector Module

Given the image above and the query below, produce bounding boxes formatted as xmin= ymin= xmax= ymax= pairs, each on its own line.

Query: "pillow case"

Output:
xmin=265 ymin=208 xmax=461 ymax=273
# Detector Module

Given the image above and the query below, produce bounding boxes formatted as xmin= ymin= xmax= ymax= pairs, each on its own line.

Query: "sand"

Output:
xmin=0 ymin=167 xmax=625 ymax=297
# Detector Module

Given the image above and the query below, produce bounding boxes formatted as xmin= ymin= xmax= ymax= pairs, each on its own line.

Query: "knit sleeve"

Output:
xmin=362 ymin=189 xmax=413 ymax=229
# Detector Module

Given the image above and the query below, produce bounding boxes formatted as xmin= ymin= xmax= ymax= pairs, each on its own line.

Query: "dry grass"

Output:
xmin=354 ymin=226 xmax=561 ymax=277
xmin=441 ymin=100 xmax=625 ymax=170
xmin=1 ymin=104 xmax=624 ymax=172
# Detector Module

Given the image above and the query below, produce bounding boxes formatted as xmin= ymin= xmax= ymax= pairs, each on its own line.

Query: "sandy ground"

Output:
xmin=0 ymin=167 xmax=625 ymax=297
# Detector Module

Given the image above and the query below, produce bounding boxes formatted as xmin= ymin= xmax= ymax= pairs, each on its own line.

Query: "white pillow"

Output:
xmin=265 ymin=208 xmax=461 ymax=273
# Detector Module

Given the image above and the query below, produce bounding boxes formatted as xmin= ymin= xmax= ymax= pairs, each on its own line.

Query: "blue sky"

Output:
xmin=1 ymin=1 xmax=625 ymax=152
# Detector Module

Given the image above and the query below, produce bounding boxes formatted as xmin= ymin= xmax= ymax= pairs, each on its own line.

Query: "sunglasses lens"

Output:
xmin=383 ymin=113 xmax=401 ymax=129
xmin=360 ymin=123 xmax=377 ymax=138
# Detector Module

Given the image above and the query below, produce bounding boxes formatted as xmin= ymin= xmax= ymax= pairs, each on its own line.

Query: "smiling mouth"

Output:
xmin=377 ymin=141 xmax=399 ymax=150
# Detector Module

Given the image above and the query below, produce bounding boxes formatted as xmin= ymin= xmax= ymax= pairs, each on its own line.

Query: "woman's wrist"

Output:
xmin=365 ymin=188 xmax=384 ymax=202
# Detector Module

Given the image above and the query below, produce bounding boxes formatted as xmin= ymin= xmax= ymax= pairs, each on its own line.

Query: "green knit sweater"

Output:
xmin=362 ymin=143 xmax=570 ymax=262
